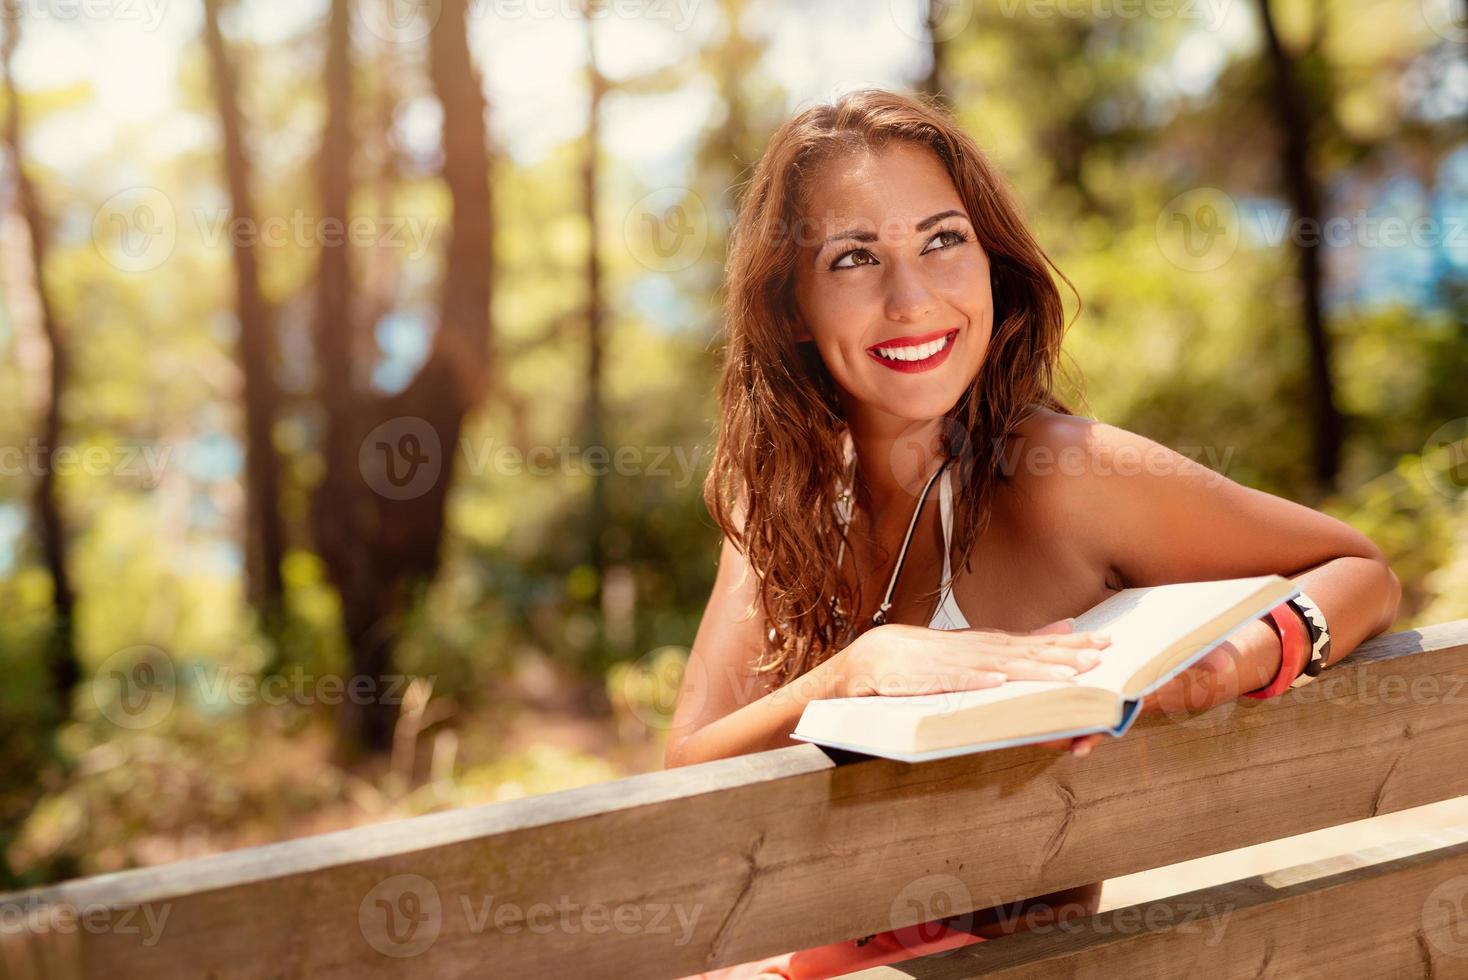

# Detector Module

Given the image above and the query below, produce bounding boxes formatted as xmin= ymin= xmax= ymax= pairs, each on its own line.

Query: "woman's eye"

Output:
xmin=922 ymin=229 xmax=969 ymax=254
xmin=830 ymin=249 xmax=877 ymax=270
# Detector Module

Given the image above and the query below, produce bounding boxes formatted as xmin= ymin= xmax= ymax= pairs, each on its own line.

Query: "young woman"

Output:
xmin=666 ymin=89 xmax=1401 ymax=978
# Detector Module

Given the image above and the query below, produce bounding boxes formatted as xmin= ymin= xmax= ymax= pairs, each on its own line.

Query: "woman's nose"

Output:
xmin=882 ymin=258 xmax=939 ymax=323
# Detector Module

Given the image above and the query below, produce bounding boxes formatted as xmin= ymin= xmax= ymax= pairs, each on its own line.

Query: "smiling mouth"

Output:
xmin=866 ymin=328 xmax=959 ymax=373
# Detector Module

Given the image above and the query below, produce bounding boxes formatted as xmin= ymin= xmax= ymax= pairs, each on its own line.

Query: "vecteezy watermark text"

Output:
xmin=93 ymin=188 xmax=441 ymax=273
xmin=0 ymin=0 xmax=170 ymax=30
xmin=993 ymin=0 xmax=1231 ymax=30
xmin=194 ymin=210 xmax=439 ymax=262
xmin=353 ymin=0 xmax=702 ymax=46
xmin=0 ymin=441 xmax=172 ymax=486
xmin=1156 ymin=186 xmax=1468 ymax=272
xmin=993 ymin=434 xmax=1236 ymax=484
xmin=989 ymin=895 xmax=1235 ymax=943
xmin=91 ymin=645 xmax=426 ymax=730
xmin=358 ymin=874 xmax=702 ymax=958
xmin=0 ymin=896 xmax=172 ymax=948
xmin=360 ymin=417 xmax=704 ymax=501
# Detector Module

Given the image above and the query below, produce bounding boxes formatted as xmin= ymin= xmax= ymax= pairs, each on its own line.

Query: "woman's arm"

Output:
xmin=664 ymin=533 xmax=851 ymax=767
xmin=1139 ymin=553 xmax=1400 ymax=719
xmin=1031 ymin=415 xmax=1401 ymax=719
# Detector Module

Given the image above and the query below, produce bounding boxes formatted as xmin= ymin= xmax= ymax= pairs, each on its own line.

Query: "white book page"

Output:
xmin=1070 ymin=576 xmax=1278 ymax=692
xmin=816 ymin=679 xmax=1074 ymax=718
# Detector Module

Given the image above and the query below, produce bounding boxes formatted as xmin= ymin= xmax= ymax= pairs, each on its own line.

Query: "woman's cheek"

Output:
xmin=814 ymin=282 xmax=877 ymax=339
xmin=933 ymin=253 xmax=989 ymax=296
xmin=934 ymin=289 xmax=985 ymax=323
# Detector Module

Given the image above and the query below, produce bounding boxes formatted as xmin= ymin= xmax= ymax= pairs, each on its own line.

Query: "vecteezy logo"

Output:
xmin=1422 ymin=0 xmax=1468 ymax=42
xmin=1423 ymin=418 xmax=1468 ymax=502
xmin=888 ymin=873 xmax=975 ymax=956
xmin=622 ymin=188 xmax=709 ymax=273
xmin=382 ymin=435 xmax=429 ymax=486
xmin=359 ymin=874 xmax=442 ymax=958
xmin=888 ymin=416 xmax=979 ymax=499
xmin=358 ymin=417 xmax=443 ymax=501
xmin=890 ymin=0 xmax=974 ymax=43
xmin=1155 ymin=188 xmax=1239 ymax=272
xmin=1177 ymin=207 xmax=1222 ymax=255
xmin=93 ymin=187 xmax=178 ymax=273
xmin=352 ymin=0 xmax=443 ymax=44
xmin=645 ymin=207 xmax=692 ymax=257
xmin=1422 ymin=874 xmax=1468 ymax=958
xmin=92 ymin=645 xmax=176 ymax=730
xmin=617 ymin=646 xmax=691 ymax=731
xmin=1156 ymin=649 xmax=1239 ymax=733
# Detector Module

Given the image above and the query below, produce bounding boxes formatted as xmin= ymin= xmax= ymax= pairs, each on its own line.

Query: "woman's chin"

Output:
xmin=861 ymin=389 xmax=967 ymax=425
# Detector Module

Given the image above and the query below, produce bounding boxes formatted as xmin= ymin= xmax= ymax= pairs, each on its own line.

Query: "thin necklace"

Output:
xmin=832 ymin=454 xmax=953 ymax=629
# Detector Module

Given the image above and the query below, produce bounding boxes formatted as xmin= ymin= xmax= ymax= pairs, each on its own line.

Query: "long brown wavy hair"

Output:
xmin=703 ymin=89 xmax=1085 ymax=687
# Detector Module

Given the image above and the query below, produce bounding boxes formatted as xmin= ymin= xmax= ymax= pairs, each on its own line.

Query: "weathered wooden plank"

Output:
xmin=851 ymin=828 xmax=1468 ymax=978
xmin=1 ymin=621 xmax=1465 ymax=979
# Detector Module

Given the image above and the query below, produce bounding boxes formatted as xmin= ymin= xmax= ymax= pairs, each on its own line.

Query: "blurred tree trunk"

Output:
xmin=920 ymin=0 xmax=948 ymax=103
xmin=703 ymin=0 xmax=755 ymax=210
xmin=581 ymin=5 xmax=607 ymax=612
xmin=1 ymin=1 xmax=79 ymax=712
xmin=1256 ymin=0 xmax=1342 ymax=491
xmin=311 ymin=0 xmax=379 ymax=751
xmin=312 ymin=0 xmax=494 ymax=752
xmin=201 ymin=0 xmax=289 ymax=640
xmin=362 ymin=24 xmax=401 ymax=368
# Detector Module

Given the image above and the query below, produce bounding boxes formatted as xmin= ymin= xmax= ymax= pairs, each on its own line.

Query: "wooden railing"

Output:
xmin=3 ymin=620 xmax=1467 ymax=979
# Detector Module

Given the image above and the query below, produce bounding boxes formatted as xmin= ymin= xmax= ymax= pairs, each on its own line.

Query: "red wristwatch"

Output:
xmin=1244 ymin=603 xmax=1309 ymax=700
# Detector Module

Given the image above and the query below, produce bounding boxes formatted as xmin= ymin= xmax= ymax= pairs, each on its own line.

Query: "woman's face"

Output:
xmin=791 ymin=141 xmax=992 ymax=429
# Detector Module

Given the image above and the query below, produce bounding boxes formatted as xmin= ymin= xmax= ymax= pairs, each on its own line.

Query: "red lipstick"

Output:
xmin=865 ymin=328 xmax=959 ymax=374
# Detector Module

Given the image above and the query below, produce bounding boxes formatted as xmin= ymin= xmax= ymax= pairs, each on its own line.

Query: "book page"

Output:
xmin=1069 ymin=576 xmax=1284 ymax=693
xmin=820 ymin=678 xmax=1075 ymax=717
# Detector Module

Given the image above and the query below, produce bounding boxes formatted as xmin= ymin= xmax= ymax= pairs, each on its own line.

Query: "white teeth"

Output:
xmin=874 ymin=333 xmax=952 ymax=361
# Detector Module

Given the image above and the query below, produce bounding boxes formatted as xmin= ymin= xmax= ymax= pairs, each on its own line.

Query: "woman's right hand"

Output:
xmin=834 ymin=618 xmax=1111 ymax=698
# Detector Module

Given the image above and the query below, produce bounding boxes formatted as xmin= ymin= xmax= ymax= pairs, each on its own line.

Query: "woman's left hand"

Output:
xmin=1036 ymin=732 xmax=1109 ymax=757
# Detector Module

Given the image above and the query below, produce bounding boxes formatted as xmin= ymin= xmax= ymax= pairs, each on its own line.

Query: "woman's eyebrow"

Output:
xmin=820 ymin=209 xmax=970 ymax=248
xmin=821 ymin=227 xmax=878 ymax=247
xmin=915 ymin=208 xmax=966 ymax=231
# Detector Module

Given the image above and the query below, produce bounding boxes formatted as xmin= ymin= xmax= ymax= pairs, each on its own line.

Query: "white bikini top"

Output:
xmin=834 ymin=456 xmax=972 ymax=632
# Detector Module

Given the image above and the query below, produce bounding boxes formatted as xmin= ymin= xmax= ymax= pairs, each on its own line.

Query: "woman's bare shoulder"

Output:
xmin=996 ymin=408 xmax=1172 ymax=548
xmin=1000 ymin=408 xmax=1381 ymax=589
xmin=1004 ymin=407 xmax=1177 ymax=490
xmin=1001 ymin=406 xmax=1102 ymax=499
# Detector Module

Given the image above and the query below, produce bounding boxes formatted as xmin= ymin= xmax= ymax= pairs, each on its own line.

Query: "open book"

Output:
xmin=791 ymin=574 xmax=1299 ymax=763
